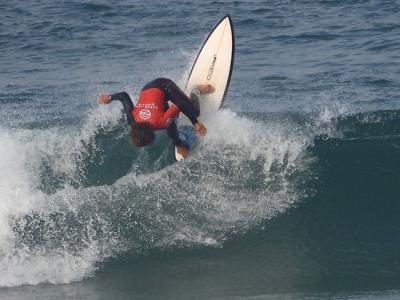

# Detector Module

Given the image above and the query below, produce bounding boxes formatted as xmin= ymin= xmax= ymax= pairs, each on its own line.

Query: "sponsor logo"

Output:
xmin=207 ymin=54 xmax=217 ymax=80
xmin=137 ymin=103 xmax=158 ymax=109
xmin=139 ymin=109 xmax=151 ymax=120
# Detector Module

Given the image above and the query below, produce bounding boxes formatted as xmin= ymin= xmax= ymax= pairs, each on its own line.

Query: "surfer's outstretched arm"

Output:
xmin=98 ymin=92 xmax=135 ymax=126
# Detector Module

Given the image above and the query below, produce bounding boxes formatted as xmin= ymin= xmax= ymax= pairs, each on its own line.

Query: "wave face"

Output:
xmin=0 ymin=106 xmax=314 ymax=287
xmin=2 ymin=106 xmax=400 ymax=293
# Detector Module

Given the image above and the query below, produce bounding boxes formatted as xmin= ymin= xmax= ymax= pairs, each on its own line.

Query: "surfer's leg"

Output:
xmin=166 ymin=121 xmax=183 ymax=146
xmin=163 ymin=100 xmax=182 ymax=146
xmin=168 ymin=122 xmax=188 ymax=158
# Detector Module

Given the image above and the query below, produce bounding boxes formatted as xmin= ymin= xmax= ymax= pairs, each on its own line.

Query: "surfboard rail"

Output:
xmin=185 ymin=15 xmax=235 ymax=109
xmin=175 ymin=15 xmax=235 ymax=161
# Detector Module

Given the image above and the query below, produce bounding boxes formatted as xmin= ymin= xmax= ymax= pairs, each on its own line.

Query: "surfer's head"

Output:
xmin=129 ymin=123 xmax=155 ymax=147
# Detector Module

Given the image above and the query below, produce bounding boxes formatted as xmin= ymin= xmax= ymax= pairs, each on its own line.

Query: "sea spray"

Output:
xmin=0 ymin=105 xmax=314 ymax=287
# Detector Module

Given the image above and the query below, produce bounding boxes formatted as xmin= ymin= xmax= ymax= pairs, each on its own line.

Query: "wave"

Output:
xmin=1 ymin=103 xmax=400 ymax=287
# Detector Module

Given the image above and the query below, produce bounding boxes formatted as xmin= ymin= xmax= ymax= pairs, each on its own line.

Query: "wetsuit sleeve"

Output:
xmin=163 ymin=80 xmax=199 ymax=125
xmin=109 ymin=92 xmax=135 ymax=126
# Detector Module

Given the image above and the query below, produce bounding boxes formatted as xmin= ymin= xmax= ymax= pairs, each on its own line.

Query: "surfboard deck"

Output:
xmin=174 ymin=15 xmax=235 ymax=161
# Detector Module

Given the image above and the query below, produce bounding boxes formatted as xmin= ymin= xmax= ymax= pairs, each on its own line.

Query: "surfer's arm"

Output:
xmin=98 ymin=92 xmax=135 ymax=126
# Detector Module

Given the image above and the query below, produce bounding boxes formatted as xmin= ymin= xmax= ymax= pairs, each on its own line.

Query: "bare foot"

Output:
xmin=195 ymin=84 xmax=215 ymax=94
xmin=176 ymin=145 xmax=189 ymax=158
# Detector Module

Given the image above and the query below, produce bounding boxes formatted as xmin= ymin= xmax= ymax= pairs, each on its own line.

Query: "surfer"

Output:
xmin=98 ymin=78 xmax=211 ymax=157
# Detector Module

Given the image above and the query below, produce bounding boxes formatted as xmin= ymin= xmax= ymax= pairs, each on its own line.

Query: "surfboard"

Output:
xmin=174 ymin=15 xmax=235 ymax=161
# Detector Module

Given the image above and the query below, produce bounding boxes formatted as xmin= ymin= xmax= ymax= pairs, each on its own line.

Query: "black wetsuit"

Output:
xmin=110 ymin=78 xmax=199 ymax=146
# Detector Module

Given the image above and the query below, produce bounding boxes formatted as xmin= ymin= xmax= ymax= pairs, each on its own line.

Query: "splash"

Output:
xmin=0 ymin=103 xmax=315 ymax=287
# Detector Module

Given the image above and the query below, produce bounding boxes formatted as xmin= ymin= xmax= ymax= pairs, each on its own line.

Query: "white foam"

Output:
xmin=202 ymin=108 xmax=309 ymax=179
xmin=0 ymin=243 xmax=100 ymax=286
xmin=0 ymin=100 xmax=318 ymax=288
xmin=0 ymin=106 xmax=124 ymax=287
xmin=0 ymin=130 xmax=46 ymax=257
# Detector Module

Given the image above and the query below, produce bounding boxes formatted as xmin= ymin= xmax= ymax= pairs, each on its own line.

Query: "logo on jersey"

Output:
xmin=139 ymin=109 xmax=151 ymax=120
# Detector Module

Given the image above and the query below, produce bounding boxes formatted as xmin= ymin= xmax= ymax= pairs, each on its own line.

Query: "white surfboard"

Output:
xmin=175 ymin=15 xmax=235 ymax=161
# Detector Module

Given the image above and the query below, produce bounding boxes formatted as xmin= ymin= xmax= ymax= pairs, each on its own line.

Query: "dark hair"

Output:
xmin=129 ymin=123 xmax=155 ymax=147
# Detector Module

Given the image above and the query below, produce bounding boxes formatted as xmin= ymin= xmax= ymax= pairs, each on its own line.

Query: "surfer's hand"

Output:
xmin=194 ymin=122 xmax=207 ymax=136
xmin=98 ymin=94 xmax=111 ymax=104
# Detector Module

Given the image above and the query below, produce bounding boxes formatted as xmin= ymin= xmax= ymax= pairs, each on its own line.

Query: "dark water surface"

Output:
xmin=1 ymin=1 xmax=400 ymax=299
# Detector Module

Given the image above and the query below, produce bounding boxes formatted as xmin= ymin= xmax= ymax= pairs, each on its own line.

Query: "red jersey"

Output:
xmin=132 ymin=88 xmax=180 ymax=130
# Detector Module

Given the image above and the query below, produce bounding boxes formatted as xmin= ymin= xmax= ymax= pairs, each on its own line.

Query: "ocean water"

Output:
xmin=1 ymin=1 xmax=400 ymax=299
